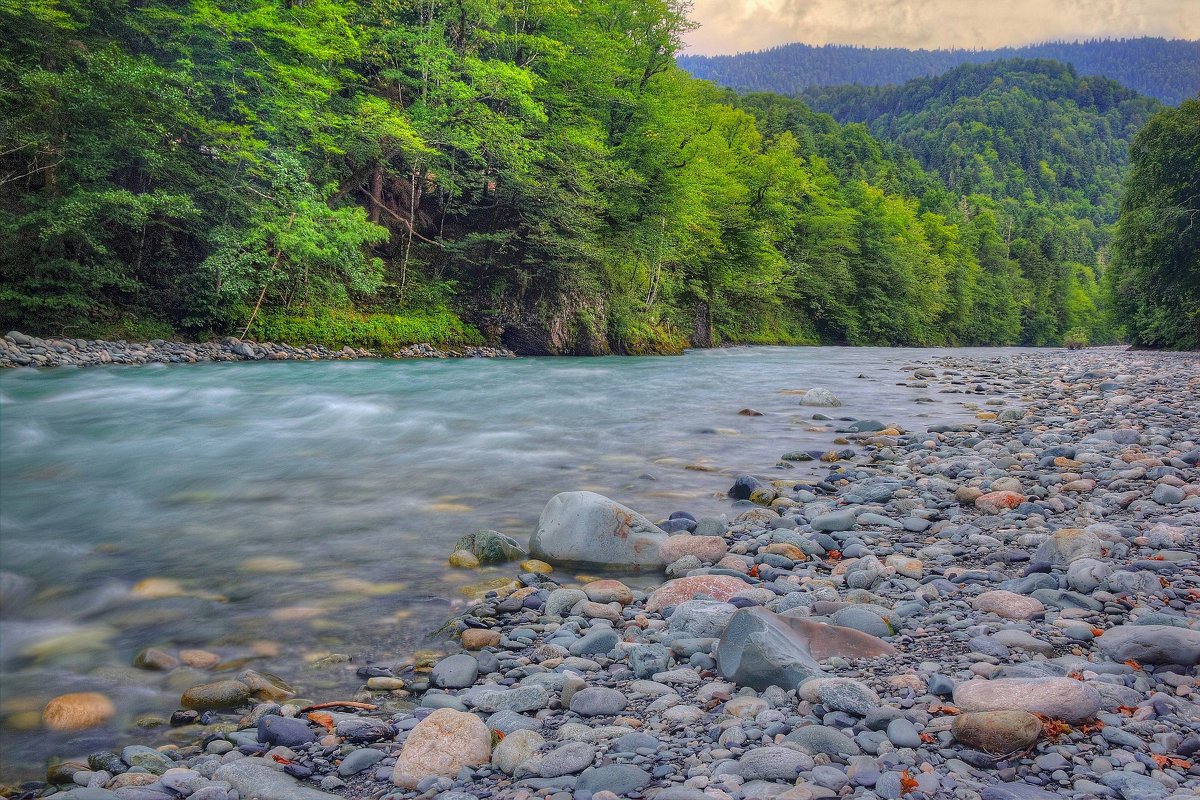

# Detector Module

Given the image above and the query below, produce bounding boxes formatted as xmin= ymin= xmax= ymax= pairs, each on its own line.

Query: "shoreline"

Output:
xmin=6 ymin=348 xmax=1200 ymax=800
xmin=0 ymin=332 xmax=515 ymax=369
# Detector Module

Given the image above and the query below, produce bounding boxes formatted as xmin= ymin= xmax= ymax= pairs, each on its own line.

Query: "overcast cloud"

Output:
xmin=684 ymin=0 xmax=1200 ymax=55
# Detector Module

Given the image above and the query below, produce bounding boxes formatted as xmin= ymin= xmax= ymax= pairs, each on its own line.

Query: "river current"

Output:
xmin=0 ymin=347 xmax=1021 ymax=778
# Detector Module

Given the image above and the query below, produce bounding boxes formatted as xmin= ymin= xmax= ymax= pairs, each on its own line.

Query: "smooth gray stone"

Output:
xmin=574 ymin=765 xmax=651 ymax=795
xmin=431 ymin=654 xmax=479 ymax=689
xmin=530 ymin=491 xmax=666 ymax=569
xmin=337 ymin=748 xmax=384 ymax=776
xmin=1096 ymin=624 xmax=1200 ymax=666
xmin=214 ymin=760 xmax=342 ymax=800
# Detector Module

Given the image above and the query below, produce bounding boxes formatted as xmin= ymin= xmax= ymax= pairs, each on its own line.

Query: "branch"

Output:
xmin=358 ymin=187 xmax=442 ymax=246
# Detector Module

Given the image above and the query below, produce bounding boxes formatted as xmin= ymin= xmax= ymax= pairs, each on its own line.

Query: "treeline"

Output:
xmin=679 ymin=38 xmax=1200 ymax=107
xmin=801 ymin=60 xmax=1165 ymax=346
xmin=1111 ymin=100 xmax=1200 ymax=350
xmin=0 ymin=1 xmax=1148 ymax=352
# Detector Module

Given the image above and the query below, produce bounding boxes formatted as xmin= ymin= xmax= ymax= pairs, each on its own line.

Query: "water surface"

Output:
xmin=0 ymin=347 xmax=1019 ymax=777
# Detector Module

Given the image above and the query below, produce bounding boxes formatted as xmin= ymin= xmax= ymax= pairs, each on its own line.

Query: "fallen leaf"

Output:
xmin=307 ymin=711 xmax=335 ymax=732
xmin=827 ymin=550 xmax=842 ymax=562
xmin=1080 ymin=720 xmax=1105 ymax=734
xmin=919 ymin=732 xmax=936 ymax=744
xmin=1150 ymin=754 xmax=1192 ymax=770
xmin=1124 ymin=659 xmax=1143 ymax=670
xmin=1033 ymin=713 xmax=1072 ymax=740
xmin=1116 ymin=705 xmax=1139 ymax=716
xmin=900 ymin=769 xmax=918 ymax=795
xmin=930 ymin=703 xmax=960 ymax=715
xmin=271 ymin=754 xmax=293 ymax=765
xmin=1090 ymin=628 xmax=1105 ymax=637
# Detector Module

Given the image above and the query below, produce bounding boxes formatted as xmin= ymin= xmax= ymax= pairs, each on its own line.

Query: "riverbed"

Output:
xmin=0 ymin=347 xmax=1022 ymax=779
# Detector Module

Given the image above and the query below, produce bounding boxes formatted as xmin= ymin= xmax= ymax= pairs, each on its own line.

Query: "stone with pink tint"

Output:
xmin=646 ymin=575 xmax=749 ymax=612
xmin=658 ymin=535 xmax=728 ymax=565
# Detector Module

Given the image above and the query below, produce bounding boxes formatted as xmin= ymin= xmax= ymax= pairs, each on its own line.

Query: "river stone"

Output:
xmin=575 ymin=766 xmax=651 ymax=795
xmin=337 ymin=748 xmax=384 ymax=776
xmin=462 ymin=685 xmax=549 ymax=713
xmin=1032 ymin=528 xmax=1103 ymax=564
xmin=545 ymin=588 xmax=587 ymax=617
xmin=953 ymin=678 xmax=1100 ymax=724
xmin=658 ymin=534 xmax=728 ymax=564
xmin=808 ymin=678 xmax=880 ymax=715
xmin=120 ymin=746 xmax=173 ymax=775
xmin=647 ymin=576 xmax=749 ymax=612
xmin=800 ymin=388 xmax=842 ymax=407
xmin=583 ymin=579 xmax=633 ymax=605
xmin=569 ymin=687 xmax=627 ymax=717
xmin=569 ymin=627 xmax=619 ymax=656
xmin=1100 ymin=771 xmax=1171 ymax=800
xmin=258 ymin=715 xmax=316 ymax=748
xmin=669 ymin=600 xmax=739 ymax=639
xmin=431 ymin=654 xmax=479 ymax=689
xmin=454 ymin=530 xmax=525 ymax=564
xmin=41 ymin=692 xmax=115 ymax=731
xmin=737 ymin=746 xmax=813 ymax=780
xmin=969 ymin=590 xmax=1045 ymax=620
xmin=492 ymin=729 xmax=544 ymax=775
xmin=539 ymin=741 xmax=595 ymax=777
xmin=1096 ymin=624 xmax=1200 ymax=665
xmin=784 ymin=725 xmax=861 ymax=756
xmin=461 ymin=629 xmax=502 ymax=650
xmin=180 ymin=680 xmax=251 ymax=711
xmin=529 ymin=491 xmax=666 ymax=570
xmin=392 ymin=708 xmax=491 ymax=788
xmin=975 ymin=491 xmax=1024 ymax=514
xmin=716 ymin=607 xmax=823 ymax=690
xmin=951 ymin=711 xmax=1043 ymax=754
xmin=811 ymin=509 xmax=857 ymax=532
xmin=214 ymin=759 xmax=342 ymax=800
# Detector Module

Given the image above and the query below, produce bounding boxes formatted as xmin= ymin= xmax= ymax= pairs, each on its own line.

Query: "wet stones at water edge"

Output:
xmin=0 ymin=330 xmax=515 ymax=368
xmin=20 ymin=348 xmax=1200 ymax=800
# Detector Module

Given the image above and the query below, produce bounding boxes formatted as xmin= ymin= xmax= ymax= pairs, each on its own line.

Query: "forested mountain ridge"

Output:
xmin=0 ymin=1 xmax=1151 ymax=352
xmin=679 ymin=38 xmax=1200 ymax=106
xmin=801 ymin=60 xmax=1161 ymax=221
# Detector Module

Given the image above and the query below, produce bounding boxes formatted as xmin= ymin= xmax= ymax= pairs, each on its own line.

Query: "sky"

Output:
xmin=683 ymin=0 xmax=1200 ymax=55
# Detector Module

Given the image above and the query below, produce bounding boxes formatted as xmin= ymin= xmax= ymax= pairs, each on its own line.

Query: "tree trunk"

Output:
xmin=690 ymin=301 xmax=712 ymax=348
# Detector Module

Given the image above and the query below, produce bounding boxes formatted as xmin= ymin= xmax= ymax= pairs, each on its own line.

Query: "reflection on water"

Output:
xmin=0 ymin=347 xmax=1019 ymax=777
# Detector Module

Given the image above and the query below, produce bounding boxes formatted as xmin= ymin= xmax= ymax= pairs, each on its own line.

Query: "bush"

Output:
xmin=1063 ymin=328 xmax=1089 ymax=350
xmin=248 ymin=308 xmax=483 ymax=351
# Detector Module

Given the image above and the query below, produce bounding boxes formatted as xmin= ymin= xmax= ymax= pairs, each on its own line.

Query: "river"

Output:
xmin=0 ymin=346 xmax=1021 ymax=778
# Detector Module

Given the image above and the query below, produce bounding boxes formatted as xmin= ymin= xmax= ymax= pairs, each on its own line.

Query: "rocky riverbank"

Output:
xmin=12 ymin=348 xmax=1200 ymax=800
xmin=0 ymin=332 xmax=513 ymax=368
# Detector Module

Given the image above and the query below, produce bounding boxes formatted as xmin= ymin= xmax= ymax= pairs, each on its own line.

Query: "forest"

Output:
xmin=679 ymin=38 xmax=1200 ymax=107
xmin=0 ymin=0 xmax=1193 ymax=352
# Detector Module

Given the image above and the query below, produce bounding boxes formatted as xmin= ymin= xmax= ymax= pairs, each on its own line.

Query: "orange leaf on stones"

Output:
xmin=42 ymin=692 xmax=115 ymax=731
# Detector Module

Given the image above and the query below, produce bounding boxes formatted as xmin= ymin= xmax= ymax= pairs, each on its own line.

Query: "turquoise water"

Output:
xmin=0 ymin=347 xmax=1016 ymax=778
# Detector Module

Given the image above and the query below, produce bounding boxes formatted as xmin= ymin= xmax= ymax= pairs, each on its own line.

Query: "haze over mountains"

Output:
xmin=679 ymin=38 xmax=1200 ymax=106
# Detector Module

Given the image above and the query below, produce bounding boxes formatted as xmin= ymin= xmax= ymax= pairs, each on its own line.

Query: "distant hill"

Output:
xmin=798 ymin=59 xmax=1161 ymax=222
xmin=679 ymin=38 xmax=1199 ymax=106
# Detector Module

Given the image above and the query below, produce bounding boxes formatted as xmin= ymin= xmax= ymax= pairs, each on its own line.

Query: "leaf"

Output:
xmin=1150 ymin=754 xmax=1192 ymax=770
xmin=1123 ymin=659 xmax=1143 ymax=670
xmin=271 ymin=754 xmax=293 ymax=765
xmin=1079 ymin=720 xmax=1105 ymax=734
xmin=307 ymin=711 xmax=335 ymax=732
xmin=900 ymin=769 xmax=918 ymax=795
xmin=930 ymin=703 xmax=960 ymax=715
xmin=1033 ymin=713 xmax=1072 ymax=740
xmin=1116 ymin=705 xmax=1139 ymax=716
xmin=919 ymin=732 xmax=936 ymax=744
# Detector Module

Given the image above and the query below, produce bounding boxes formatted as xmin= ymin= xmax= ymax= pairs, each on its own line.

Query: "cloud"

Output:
xmin=684 ymin=0 xmax=1200 ymax=55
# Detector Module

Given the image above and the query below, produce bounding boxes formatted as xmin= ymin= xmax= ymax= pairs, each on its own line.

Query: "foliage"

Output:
xmin=249 ymin=308 xmax=483 ymax=350
xmin=0 ymin=1 xmax=1159 ymax=351
xmin=680 ymin=37 xmax=1200 ymax=106
xmin=1110 ymin=100 xmax=1200 ymax=350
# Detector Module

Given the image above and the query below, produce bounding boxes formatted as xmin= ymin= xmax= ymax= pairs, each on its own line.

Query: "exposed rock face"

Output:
xmin=529 ymin=492 xmax=667 ymax=570
xmin=392 ymin=708 xmax=491 ymax=788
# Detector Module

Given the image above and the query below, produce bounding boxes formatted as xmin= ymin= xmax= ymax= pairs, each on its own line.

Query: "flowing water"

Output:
xmin=0 ymin=347 xmax=1021 ymax=778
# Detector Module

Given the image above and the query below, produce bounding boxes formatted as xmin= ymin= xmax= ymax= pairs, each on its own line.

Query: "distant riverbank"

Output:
xmin=0 ymin=331 xmax=514 ymax=368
